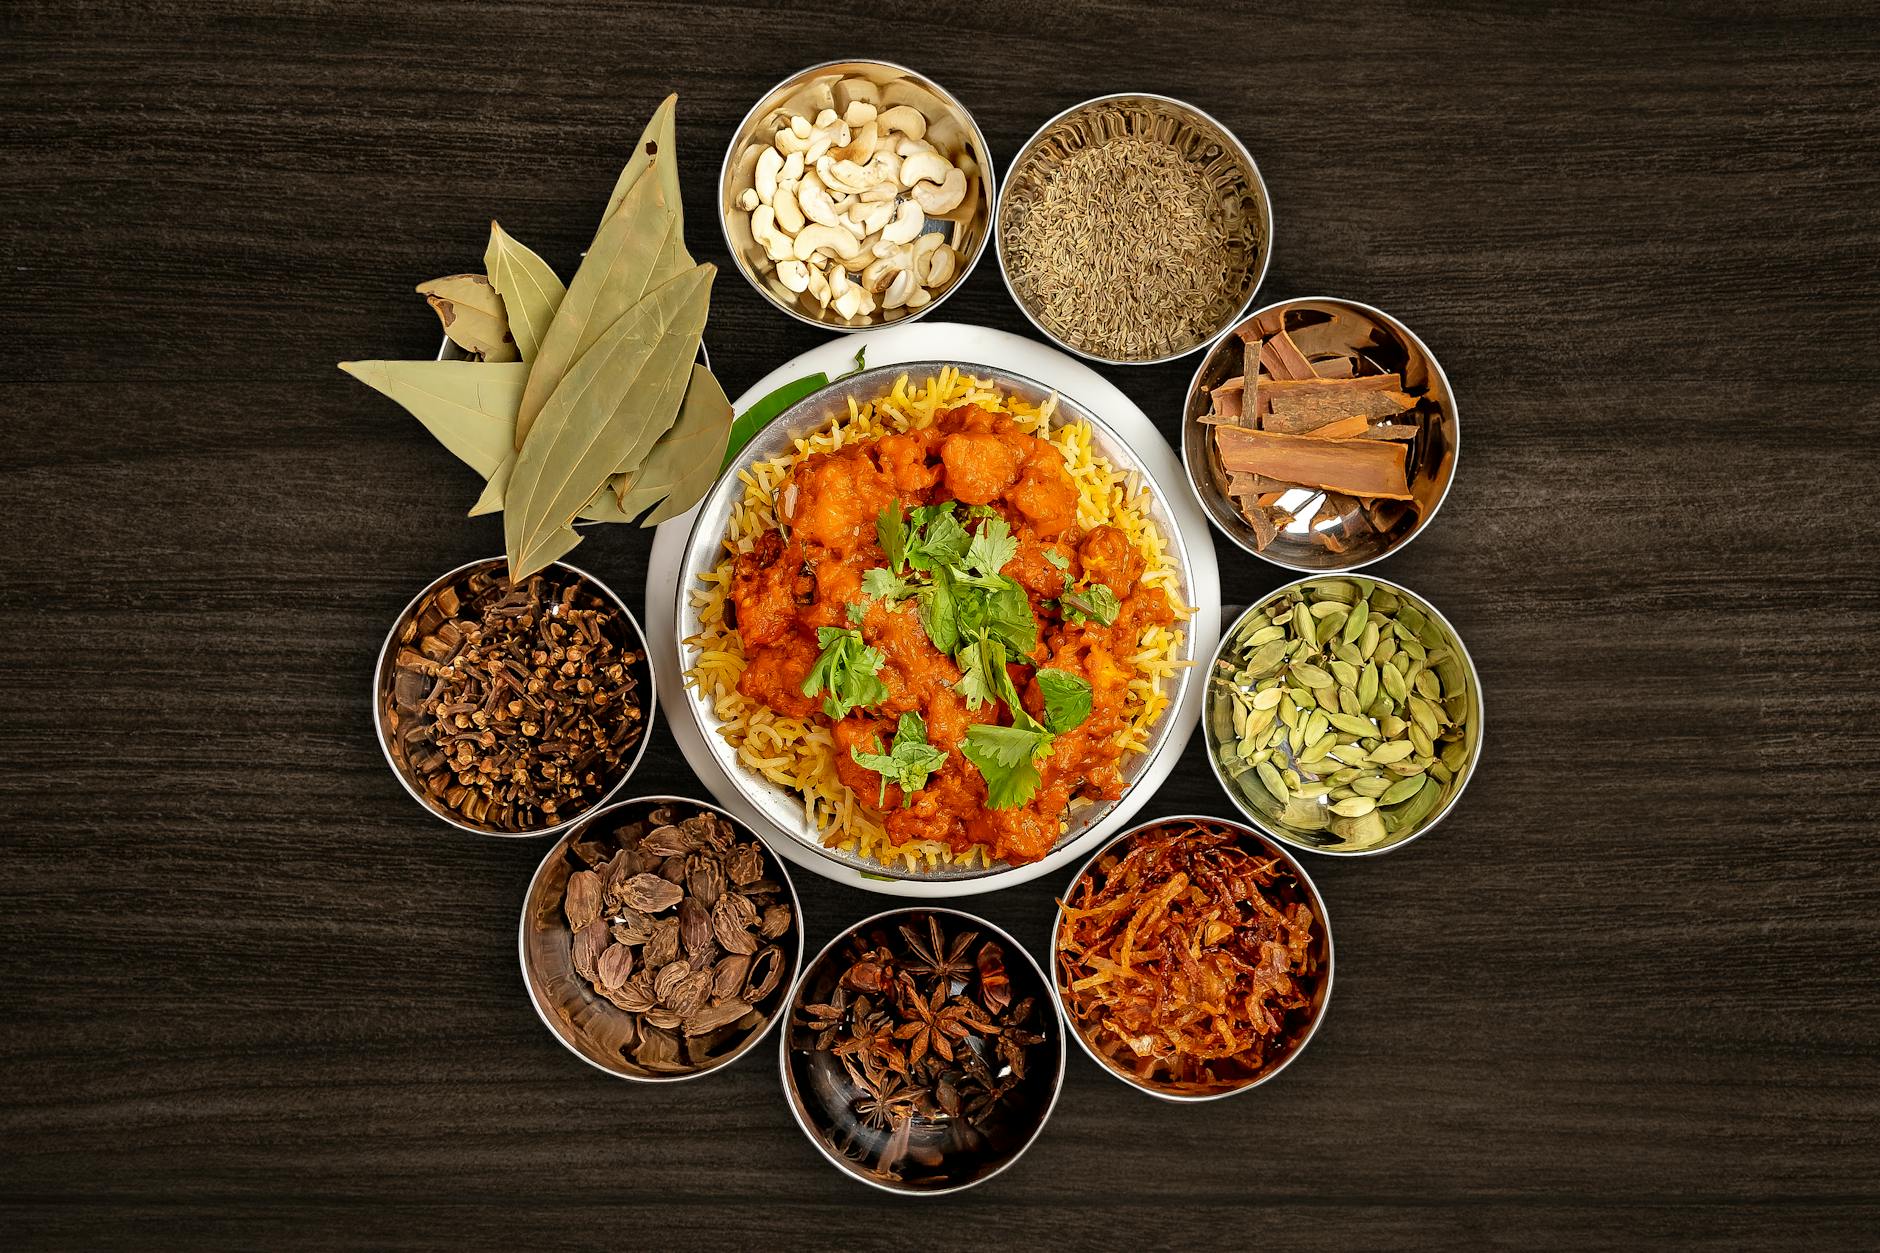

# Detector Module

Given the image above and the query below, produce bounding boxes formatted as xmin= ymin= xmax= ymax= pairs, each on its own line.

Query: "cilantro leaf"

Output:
xmin=846 ymin=600 xmax=866 ymax=626
xmin=963 ymin=518 xmax=1019 ymax=580
xmin=801 ymin=626 xmax=889 ymax=719
xmin=1062 ymin=582 xmax=1120 ymax=627
xmin=862 ymin=566 xmax=916 ymax=602
xmin=850 ymin=712 xmax=949 ymax=807
xmin=1036 ymin=668 xmax=1093 ymax=733
xmin=956 ymin=635 xmax=1001 ymax=711
xmin=961 ymin=722 xmax=1053 ymax=809
xmin=877 ymin=502 xmax=909 ymax=573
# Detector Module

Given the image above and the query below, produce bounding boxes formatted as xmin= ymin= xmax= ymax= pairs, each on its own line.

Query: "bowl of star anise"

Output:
xmin=519 ymin=795 xmax=802 ymax=1082
xmin=780 ymin=908 xmax=1065 ymax=1193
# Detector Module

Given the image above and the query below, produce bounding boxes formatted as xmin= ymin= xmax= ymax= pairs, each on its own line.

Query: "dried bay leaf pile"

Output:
xmin=339 ymin=95 xmax=733 ymax=580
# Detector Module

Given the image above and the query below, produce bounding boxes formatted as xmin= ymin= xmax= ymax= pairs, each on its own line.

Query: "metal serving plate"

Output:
xmin=674 ymin=360 xmax=1198 ymax=883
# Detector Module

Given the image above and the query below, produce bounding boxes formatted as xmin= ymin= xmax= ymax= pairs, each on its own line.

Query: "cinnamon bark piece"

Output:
xmin=1214 ymin=426 xmax=1413 ymax=500
xmin=1240 ymin=501 xmax=1279 ymax=550
xmin=1259 ymin=329 xmax=1316 ymax=380
xmin=1202 ymin=376 xmax=1244 ymax=424
xmin=1307 ymin=354 xmax=1356 ymax=378
xmin=1285 ymin=311 xmax=1369 ymax=358
xmin=1360 ymin=423 xmax=1420 ymax=441
xmin=1263 ymin=377 xmax=1414 ymax=433
xmin=1227 ymin=471 xmax=1297 ymax=497
xmin=1302 ymin=415 xmax=1374 ymax=441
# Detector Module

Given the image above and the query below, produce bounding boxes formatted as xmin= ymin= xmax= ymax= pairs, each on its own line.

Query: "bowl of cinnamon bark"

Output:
xmin=373 ymin=557 xmax=655 ymax=838
xmin=1182 ymin=298 xmax=1459 ymax=570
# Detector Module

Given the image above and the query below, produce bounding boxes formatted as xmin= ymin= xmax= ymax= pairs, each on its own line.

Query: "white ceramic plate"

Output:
xmin=644 ymin=321 xmax=1221 ymax=897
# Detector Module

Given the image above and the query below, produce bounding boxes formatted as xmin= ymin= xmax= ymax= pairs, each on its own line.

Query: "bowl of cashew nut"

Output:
xmin=719 ymin=60 xmax=995 ymax=329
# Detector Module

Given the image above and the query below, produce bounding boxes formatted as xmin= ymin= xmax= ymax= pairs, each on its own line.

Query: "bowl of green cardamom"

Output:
xmin=1204 ymin=574 xmax=1481 ymax=856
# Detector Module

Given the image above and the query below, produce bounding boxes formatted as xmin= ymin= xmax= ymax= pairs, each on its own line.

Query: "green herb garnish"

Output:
xmin=1035 ymin=667 xmax=1093 ymax=733
xmin=961 ymin=722 xmax=1054 ymax=809
xmin=801 ymin=626 xmax=888 ymax=720
xmin=850 ymin=712 xmax=949 ymax=806
xmin=1062 ymin=582 xmax=1121 ymax=627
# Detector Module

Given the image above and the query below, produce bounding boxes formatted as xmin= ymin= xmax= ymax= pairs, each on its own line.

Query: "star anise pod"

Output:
xmin=892 ymin=979 xmax=983 ymax=1065
xmin=853 ymin=1074 xmax=919 ymax=1131
xmin=795 ymin=988 xmax=848 ymax=1049
xmin=833 ymin=1012 xmax=906 ymax=1082
xmin=900 ymin=914 xmax=978 ymax=988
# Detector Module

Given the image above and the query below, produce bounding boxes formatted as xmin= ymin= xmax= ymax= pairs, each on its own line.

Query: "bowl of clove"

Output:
xmin=518 ymin=795 xmax=803 ymax=1082
xmin=1183 ymin=297 xmax=1459 ymax=570
xmin=373 ymin=557 xmax=655 ymax=838
xmin=780 ymin=908 xmax=1065 ymax=1194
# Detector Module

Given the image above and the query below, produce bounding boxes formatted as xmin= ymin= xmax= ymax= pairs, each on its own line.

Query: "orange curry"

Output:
xmin=729 ymin=404 xmax=1176 ymax=865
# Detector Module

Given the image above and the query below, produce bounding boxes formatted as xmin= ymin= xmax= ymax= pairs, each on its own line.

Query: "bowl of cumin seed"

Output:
xmin=995 ymin=93 xmax=1271 ymax=366
xmin=373 ymin=557 xmax=655 ymax=838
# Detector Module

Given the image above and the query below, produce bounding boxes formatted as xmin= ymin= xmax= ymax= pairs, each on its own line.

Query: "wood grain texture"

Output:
xmin=2 ymin=1 xmax=1877 ymax=1248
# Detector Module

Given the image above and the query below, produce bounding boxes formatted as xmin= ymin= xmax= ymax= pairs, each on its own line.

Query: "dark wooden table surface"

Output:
xmin=5 ymin=2 xmax=1877 ymax=1248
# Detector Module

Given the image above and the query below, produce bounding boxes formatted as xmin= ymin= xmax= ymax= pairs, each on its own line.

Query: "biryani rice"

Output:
xmin=687 ymin=368 xmax=1190 ymax=872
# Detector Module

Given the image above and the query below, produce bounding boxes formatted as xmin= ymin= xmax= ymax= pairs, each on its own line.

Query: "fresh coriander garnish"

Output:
xmin=907 ymin=503 xmax=971 ymax=571
xmin=861 ymin=566 xmax=917 ymax=602
xmin=1062 ymin=582 xmax=1120 ymax=627
xmin=1035 ymin=667 xmax=1092 ymax=733
xmin=961 ymin=722 xmax=1054 ymax=809
xmin=876 ymin=502 xmax=910 ymax=573
xmin=801 ymin=626 xmax=888 ymax=720
xmin=959 ymin=517 xmax=1019 ymax=584
xmin=850 ymin=712 xmax=949 ymax=806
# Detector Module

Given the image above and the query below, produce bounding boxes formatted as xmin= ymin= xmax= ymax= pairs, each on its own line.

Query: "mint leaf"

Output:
xmin=1062 ymin=582 xmax=1120 ymax=627
xmin=1036 ymin=668 xmax=1092 ymax=733
xmin=908 ymin=504 xmax=970 ymax=571
xmin=918 ymin=564 xmax=959 ymax=654
xmin=877 ymin=502 xmax=909 ymax=573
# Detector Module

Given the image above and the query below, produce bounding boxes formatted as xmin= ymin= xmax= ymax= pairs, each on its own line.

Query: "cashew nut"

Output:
xmin=772 ymin=181 xmax=805 ymax=234
xmin=900 ymin=151 xmax=952 ymax=190
xmin=881 ymin=200 xmax=925 ymax=246
xmin=794 ymin=223 xmax=869 ymax=266
xmin=884 ymin=268 xmax=919 ymax=310
xmin=807 ymin=265 xmax=831 ymax=309
xmin=876 ymin=105 xmax=927 ymax=140
xmin=843 ymin=101 xmax=878 ymax=128
xmin=904 ymin=284 xmax=932 ymax=310
xmin=818 ymin=155 xmax=877 ymax=196
xmin=754 ymin=146 xmax=782 ymax=204
xmin=858 ymin=181 xmax=901 ymax=204
xmin=922 ymin=243 xmax=959 ymax=288
xmin=862 ymin=249 xmax=909 ymax=293
xmin=895 ymin=135 xmax=936 ymax=159
xmin=795 ymin=174 xmax=842 ymax=230
xmin=830 ymin=121 xmax=878 ymax=165
xmin=833 ymin=78 xmax=880 ymax=113
xmin=780 ymin=151 xmax=804 ymax=183
xmin=774 ymin=259 xmax=810 ymax=293
xmin=847 ymin=198 xmax=895 ymax=237
xmin=750 ymin=204 xmax=794 ymax=263
xmin=736 ymin=187 xmax=760 ymax=212
xmin=910 ymin=167 xmax=967 ymax=215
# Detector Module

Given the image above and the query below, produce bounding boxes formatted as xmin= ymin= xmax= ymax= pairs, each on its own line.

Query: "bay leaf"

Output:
xmin=468 ymin=455 xmax=510 ymax=516
xmin=515 ymin=157 xmax=690 ymax=449
xmin=603 ymin=93 xmax=681 ymax=238
xmin=504 ymin=263 xmax=714 ymax=579
xmin=416 ymin=274 xmax=517 ymax=361
xmin=337 ymin=359 xmax=523 ymax=477
xmin=483 ymin=223 xmax=566 ymax=363
xmin=613 ymin=364 xmax=733 ymax=526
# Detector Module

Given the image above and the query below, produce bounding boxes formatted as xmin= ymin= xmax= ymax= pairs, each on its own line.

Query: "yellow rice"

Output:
xmin=685 ymin=368 xmax=1190 ymax=872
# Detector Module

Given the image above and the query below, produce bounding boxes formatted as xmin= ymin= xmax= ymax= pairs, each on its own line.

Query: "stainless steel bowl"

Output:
xmin=673 ymin=360 xmax=1199 ymax=882
xmin=1183 ymin=296 xmax=1459 ymax=572
xmin=995 ymin=93 xmax=1271 ymax=366
xmin=1049 ymin=814 xmax=1334 ymax=1103
xmin=1204 ymin=574 xmax=1484 ymax=858
xmin=719 ymin=60 xmax=995 ymax=331
xmin=518 ymin=794 xmax=804 ymax=1083
xmin=372 ymin=556 xmax=655 ymax=838
xmin=779 ymin=906 xmax=1066 ymax=1193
